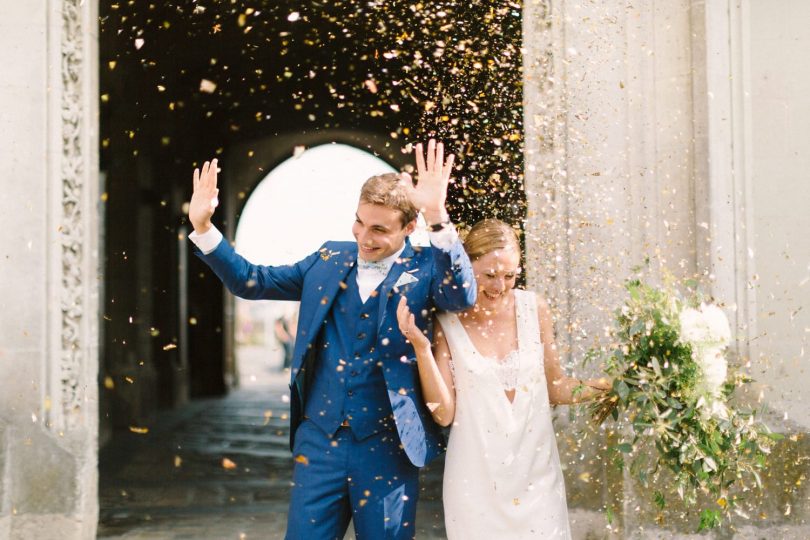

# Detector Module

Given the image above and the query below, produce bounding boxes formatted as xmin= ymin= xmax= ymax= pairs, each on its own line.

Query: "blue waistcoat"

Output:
xmin=304 ymin=265 xmax=393 ymax=439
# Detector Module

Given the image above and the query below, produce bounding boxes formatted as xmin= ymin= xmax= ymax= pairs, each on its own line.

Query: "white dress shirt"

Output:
xmin=188 ymin=223 xmax=459 ymax=303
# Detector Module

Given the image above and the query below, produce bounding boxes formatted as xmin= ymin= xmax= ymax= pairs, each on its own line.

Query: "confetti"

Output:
xmin=199 ymin=79 xmax=217 ymax=93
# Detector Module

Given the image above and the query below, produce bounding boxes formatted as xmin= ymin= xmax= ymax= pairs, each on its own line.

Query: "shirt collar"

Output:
xmin=357 ymin=243 xmax=406 ymax=273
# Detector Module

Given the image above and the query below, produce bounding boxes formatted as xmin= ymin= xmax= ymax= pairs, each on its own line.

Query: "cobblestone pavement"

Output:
xmin=98 ymin=372 xmax=448 ymax=540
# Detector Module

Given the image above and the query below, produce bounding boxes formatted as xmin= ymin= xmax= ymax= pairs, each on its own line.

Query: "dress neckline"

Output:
xmin=451 ymin=291 xmax=523 ymax=402
xmin=455 ymin=290 xmax=520 ymax=362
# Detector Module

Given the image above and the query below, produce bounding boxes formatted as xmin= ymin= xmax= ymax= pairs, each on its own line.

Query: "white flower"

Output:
xmin=698 ymin=346 xmax=728 ymax=394
xmin=681 ymin=304 xmax=731 ymax=402
xmin=697 ymin=395 xmax=730 ymax=421
xmin=679 ymin=303 xmax=731 ymax=348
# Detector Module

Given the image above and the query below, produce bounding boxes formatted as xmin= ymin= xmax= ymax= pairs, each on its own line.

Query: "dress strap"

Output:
xmin=515 ymin=289 xmax=544 ymax=365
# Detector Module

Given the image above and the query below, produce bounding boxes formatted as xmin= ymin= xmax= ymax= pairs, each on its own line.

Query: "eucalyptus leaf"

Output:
xmin=614 ymin=379 xmax=630 ymax=402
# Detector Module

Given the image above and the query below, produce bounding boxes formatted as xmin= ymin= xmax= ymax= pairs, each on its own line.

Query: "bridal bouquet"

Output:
xmin=588 ymin=278 xmax=781 ymax=530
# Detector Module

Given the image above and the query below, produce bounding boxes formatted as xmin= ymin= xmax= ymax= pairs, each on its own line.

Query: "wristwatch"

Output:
xmin=427 ymin=219 xmax=452 ymax=232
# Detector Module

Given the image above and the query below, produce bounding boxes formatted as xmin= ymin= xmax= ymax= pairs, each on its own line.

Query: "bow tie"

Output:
xmin=357 ymin=258 xmax=391 ymax=273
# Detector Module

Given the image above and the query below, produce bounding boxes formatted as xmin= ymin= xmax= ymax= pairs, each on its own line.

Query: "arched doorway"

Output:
xmin=231 ymin=143 xmax=429 ymax=386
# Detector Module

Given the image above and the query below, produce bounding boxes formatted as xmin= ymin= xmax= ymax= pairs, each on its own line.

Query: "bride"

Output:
xmin=397 ymin=218 xmax=610 ymax=539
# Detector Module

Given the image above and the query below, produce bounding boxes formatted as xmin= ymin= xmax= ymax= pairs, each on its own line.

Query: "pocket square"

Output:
xmin=394 ymin=272 xmax=419 ymax=288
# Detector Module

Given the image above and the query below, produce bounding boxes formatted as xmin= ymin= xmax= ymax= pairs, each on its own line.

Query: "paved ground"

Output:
xmin=98 ymin=351 xmax=810 ymax=539
xmin=98 ymin=372 xmax=448 ymax=540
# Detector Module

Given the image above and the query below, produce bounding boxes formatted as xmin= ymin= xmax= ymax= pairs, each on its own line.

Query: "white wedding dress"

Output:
xmin=438 ymin=289 xmax=571 ymax=539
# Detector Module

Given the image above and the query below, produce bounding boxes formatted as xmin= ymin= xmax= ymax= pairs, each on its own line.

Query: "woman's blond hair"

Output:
xmin=462 ymin=218 xmax=521 ymax=261
xmin=359 ymin=173 xmax=418 ymax=227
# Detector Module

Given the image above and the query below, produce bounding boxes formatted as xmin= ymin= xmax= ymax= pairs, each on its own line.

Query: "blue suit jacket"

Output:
xmin=195 ymin=236 xmax=476 ymax=467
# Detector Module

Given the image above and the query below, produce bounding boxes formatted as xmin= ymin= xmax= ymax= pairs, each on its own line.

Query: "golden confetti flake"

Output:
xmin=174 ymin=455 xmax=182 ymax=468
xmin=294 ymin=454 xmax=310 ymax=466
xmin=129 ymin=426 xmax=149 ymax=434
xmin=578 ymin=472 xmax=591 ymax=483
xmin=222 ymin=457 xmax=237 ymax=470
xmin=199 ymin=79 xmax=217 ymax=93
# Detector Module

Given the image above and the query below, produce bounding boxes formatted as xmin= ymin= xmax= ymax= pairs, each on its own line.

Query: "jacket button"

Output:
xmin=357 ymin=332 xmax=366 ymax=339
xmin=347 ymin=390 xmax=354 ymax=396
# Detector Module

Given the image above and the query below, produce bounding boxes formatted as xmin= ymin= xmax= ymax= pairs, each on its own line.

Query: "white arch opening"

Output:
xmin=233 ymin=143 xmax=427 ymax=386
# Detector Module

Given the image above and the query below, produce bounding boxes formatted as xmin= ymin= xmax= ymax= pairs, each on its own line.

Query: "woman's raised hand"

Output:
xmin=189 ymin=158 xmax=220 ymax=234
xmin=397 ymin=296 xmax=431 ymax=352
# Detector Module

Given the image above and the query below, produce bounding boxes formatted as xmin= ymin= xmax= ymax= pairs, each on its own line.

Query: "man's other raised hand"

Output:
xmin=402 ymin=139 xmax=455 ymax=226
xmin=189 ymin=159 xmax=220 ymax=235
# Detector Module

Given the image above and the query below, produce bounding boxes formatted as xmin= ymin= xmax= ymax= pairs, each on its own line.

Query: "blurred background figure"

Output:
xmin=274 ymin=308 xmax=297 ymax=371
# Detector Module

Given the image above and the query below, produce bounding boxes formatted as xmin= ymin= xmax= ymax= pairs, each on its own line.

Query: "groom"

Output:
xmin=187 ymin=140 xmax=476 ymax=539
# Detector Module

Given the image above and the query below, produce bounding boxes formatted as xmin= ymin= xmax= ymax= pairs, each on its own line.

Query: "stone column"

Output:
xmin=523 ymin=0 xmax=696 ymax=368
xmin=0 ymin=0 xmax=99 ymax=538
xmin=523 ymin=0 xmax=699 ymax=532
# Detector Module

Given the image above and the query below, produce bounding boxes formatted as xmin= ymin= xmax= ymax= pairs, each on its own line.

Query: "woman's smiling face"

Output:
xmin=472 ymin=247 xmax=521 ymax=309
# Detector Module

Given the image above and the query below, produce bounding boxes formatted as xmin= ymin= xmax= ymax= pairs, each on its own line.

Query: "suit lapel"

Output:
xmin=377 ymin=240 xmax=415 ymax=329
xmin=299 ymin=246 xmax=356 ymax=368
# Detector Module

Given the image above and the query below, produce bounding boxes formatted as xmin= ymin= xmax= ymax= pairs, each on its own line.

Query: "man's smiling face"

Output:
xmin=352 ymin=203 xmax=416 ymax=262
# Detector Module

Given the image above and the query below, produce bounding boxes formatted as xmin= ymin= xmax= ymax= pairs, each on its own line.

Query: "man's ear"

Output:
xmin=404 ymin=219 xmax=417 ymax=236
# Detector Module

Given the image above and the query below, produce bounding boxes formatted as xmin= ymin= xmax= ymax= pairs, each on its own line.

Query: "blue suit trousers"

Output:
xmin=285 ymin=420 xmax=419 ymax=540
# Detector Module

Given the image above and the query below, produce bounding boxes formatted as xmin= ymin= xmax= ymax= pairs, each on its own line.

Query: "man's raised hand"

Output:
xmin=189 ymin=159 xmax=219 ymax=234
xmin=403 ymin=139 xmax=455 ymax=226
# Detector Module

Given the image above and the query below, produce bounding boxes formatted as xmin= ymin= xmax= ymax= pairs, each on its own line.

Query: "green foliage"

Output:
xmin=698 ymin=509 xmax=723 ymax=531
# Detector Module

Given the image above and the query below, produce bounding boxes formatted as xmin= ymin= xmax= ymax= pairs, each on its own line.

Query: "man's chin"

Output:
xmin=358 ymin=247 xmax=383 ymax=261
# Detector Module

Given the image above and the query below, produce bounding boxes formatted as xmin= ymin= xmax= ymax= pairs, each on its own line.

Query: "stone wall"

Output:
xmin=746 ymin=0 xmax=810 ymax=428
xmin=0 ymin=1 xmax=99 ymax=538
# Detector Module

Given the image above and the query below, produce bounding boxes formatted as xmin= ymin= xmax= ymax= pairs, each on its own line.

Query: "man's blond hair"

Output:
xmin=359 ymin=173 xmax=418 ymax=227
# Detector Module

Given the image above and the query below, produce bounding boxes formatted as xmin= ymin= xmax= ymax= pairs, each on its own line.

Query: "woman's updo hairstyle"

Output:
xmin=461 ymin=218 xmax=521 ymax=261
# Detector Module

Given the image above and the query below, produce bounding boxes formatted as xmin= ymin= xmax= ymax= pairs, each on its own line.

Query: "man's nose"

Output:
xmin=356 ymin=229 xmax=370 ymax=245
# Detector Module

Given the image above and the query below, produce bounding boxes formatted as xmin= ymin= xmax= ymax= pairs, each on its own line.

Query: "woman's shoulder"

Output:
xmin=436 ymin=310 xmax=459 ymax=326
xmin=514 ymin=288 xmax=549 ymax=306
xmin=513 ymin=288 xmax=534 ymax=299
xmin=514 ymin=287 xmax=542 ymax=306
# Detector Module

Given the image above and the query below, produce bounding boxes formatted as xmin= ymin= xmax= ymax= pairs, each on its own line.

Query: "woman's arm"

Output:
xmin=397 ymin=297 xmax=456 ymax=426
xmin=537 ymin=295 xmax=610 ymax=405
